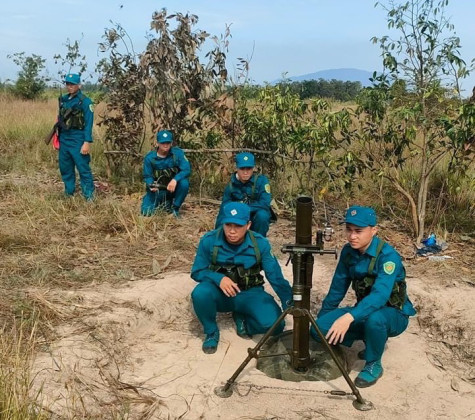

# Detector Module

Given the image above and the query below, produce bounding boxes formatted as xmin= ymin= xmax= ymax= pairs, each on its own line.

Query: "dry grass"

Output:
xmin=0 ymin=315 xmax=49 ymax=419
xmin=1 ymin=92 xmax=474 ymax=417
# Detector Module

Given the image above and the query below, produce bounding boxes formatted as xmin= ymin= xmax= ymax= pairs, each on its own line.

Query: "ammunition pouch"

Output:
xmin=352 ymin=276 xmax=406 ymax=310
xmin=210 ymin=264 xmax=264 ymax=291
xmin=153 ymin=167 xmax=179 ymax=189
xmin=59 ymin=106 xmax=85 ymax=131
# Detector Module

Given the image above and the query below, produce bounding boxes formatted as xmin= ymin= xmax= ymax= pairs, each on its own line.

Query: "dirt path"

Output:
xmin=32 ymin=252 xmax=475 ymax=419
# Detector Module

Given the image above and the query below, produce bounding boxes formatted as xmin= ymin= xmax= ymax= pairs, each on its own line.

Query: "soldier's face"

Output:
xmin=237 ymin=167 xmax=254 ymax=182
xmin=65 ymin=82 xmax=80 ymax=95
xmin=157 ymin=142 xmax=172 ymax=155
xmin=345 ymin=224 xmax=377 ymax=253
xmin=223 ymin=222 xmax=251 ymax=245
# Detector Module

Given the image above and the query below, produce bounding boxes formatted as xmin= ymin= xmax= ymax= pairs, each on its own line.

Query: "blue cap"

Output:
xmin=345 ymin=206 xmax=377 ymax=227
xmin=221 ymin=202 xmax=250 ymax=226
xmin=64 ymin=73 xmax=81 ymax=85
xmin=157 ymin=130 xmax=173 ymax=143
xmin=235 ymin=152 xmax=255 ymax=168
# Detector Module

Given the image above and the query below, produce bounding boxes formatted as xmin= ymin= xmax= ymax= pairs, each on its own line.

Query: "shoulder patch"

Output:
xmin=89 ymin=104 xmax=94 ymax=113
xmin=264 ymin=183 xmax=271 ymax=193
xmin=383 ymin=261 xmax=396 ymax=275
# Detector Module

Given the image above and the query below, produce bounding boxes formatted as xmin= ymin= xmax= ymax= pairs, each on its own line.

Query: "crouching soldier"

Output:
xmin=215 ymin=152 xmax=274 ymax=237
xmin=141 ymin=130 xmax=190 ymax=217
xmin=191 ymin=202 xmax=292 ymax=354
xmin=313 ymin=206 xmax=416 ymax=388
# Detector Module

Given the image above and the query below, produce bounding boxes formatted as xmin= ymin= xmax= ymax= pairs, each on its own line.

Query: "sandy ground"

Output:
xmin=32 ymin=247 xmax=475 ymax=420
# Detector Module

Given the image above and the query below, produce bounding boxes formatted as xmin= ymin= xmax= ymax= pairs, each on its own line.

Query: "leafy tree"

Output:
xmin=341 ymin=0 xmax=474 ymax=241
xmin=96 ymin=23 xmax=147 ymax=176
xmin=53 ymin=37 xmax=89 ymax=84
xmin=7 ymin=52 xmax=47 ymax=99
xmin=282 ymin=79 xmax=362 ymax=101
xmin=96 ymin=10 xmax=232 ymax=175
xmin=142 ymin=9 xmax=229 ymax=143
xmin=237 ymin=85 xmax=351 ymax=197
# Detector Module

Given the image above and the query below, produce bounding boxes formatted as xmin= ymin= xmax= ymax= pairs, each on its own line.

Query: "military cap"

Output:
xmin=235 ymin=152 xmax=255 ymax=168
xmin=157 ymin=130 xmax=173 ymax=143
xmin=345 ymin=206 xmax=377 ymax=227
xmin=64 ymin=73 xmax=81 ymax=85
xmin=221 ymin=202 xmax=251 ymax=226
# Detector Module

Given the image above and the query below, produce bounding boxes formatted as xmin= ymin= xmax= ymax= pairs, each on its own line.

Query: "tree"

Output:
xmin=7 ymin=52 xmax=47 ymax=99
xmin=141 ymin=9 xmax=229 ymax=142
xmin=341 ymin=0 xmax=474 ymax=242
xmin=53 ymin=37 xmax=89 ymax=84
xmin=96 ymin=10 xmax=232 ymax=174
xmin=237 ymin=85 xmax=351 ymax=197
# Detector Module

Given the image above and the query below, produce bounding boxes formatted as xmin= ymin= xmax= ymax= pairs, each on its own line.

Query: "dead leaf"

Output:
xmin=426 ymin=352 xmax=445 ymax=370
xmin=450 ymin=377 xmax=460 ymax=392
xmin=152 ymin=259 xmax=161 ymax=275
xmin=162 ymin=254 xmax=172 ymax=271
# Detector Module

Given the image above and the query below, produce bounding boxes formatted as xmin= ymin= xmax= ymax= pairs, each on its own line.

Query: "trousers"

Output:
xmin=141 ymin=179 xmax=189 ymax=216
xmin=191 ymin=282 xmax=284 ymax=335
xmin=313 ymin=306 xmax=409 ymax=362
xmin=58 ymin=143 xmax=94 ymax=200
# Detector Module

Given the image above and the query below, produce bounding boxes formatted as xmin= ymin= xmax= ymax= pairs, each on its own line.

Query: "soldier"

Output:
xmin=57 ymin=73 xmax=94 ymax=200
xmin=141 ymin=130 xmax=190 ymax=217
xmin=215 ymin=152 xmax=273 ymax=237
xmin=191 ymin=202 xmax=292 ymax=354
xmin=313 ymin=206 xmax=416 ymax=388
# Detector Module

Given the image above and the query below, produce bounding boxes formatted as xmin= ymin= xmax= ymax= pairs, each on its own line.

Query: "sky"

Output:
xmin=1 ymin=0 xmax=474 ymax=94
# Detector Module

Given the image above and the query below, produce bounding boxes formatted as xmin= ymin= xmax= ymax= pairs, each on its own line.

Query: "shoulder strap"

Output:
xmin=368 ymin=240 xmax=385 ymax=275
xmin=211 ymin=228 xmax=222 ymax=265
xmin=251 ymin=174 xmax=259 ymax=200
xmin=248 ymin=231 xmax=261 ymax=264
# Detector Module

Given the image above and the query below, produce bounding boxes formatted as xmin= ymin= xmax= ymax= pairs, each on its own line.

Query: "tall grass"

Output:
xmin=0 ymin=315 xmax=48 ymax=419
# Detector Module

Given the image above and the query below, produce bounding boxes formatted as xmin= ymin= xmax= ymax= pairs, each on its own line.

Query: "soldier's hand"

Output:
xmin=167 ymin=179 xmax=177 ymax=192
xmin=219 ymin=277 xmax=241 ymax=297
xmin=326 ymin=313 xmax=354 ymax=345
xmin=80 ymin=142 xmax=91 ymax=155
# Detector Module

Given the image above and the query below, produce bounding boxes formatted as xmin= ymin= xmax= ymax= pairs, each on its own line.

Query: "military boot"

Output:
xmin=355 ymin=360 xmax=383 ymax=388
xmin=202 ymin=330 xmax=220 ymax=354
xmin=232 ymin=312 xmax=251 ymax=338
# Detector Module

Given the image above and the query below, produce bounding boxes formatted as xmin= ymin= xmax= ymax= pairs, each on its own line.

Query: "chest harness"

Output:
xmin=58 ymin=93 xmax=85 ymax=131
xmin=228 ymin=175 xmax=277 ymax=222
xmin=346 ymin=240 xmax=407 ymax=310
xmin=209 ymin=229 xmax=264 ymax=291
xmin=152 ymin=152 xmax=179 ymax=189
xmin=228 ymin=175 xmax=261 ymax=204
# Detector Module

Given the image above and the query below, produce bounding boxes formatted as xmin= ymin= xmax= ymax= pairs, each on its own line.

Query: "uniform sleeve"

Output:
xmin=173 ymin=149 xmax=191 ymax=182
xmin=142 ymin=154 xmax=155 ymax=186
xmin=250 ymin=175 xmax=272 ymax=211
xmin=190 ymin=235 xmax=225 ymax=287
xmin=82 ymin=97 xmax=94 ymax=142
xmin=318 ymin=248 xmax=352 ymax=318
xmin=349 ymin=251 xmax=402 ymax=322
xmin=260 ymin=239 xmax=292 ymax=309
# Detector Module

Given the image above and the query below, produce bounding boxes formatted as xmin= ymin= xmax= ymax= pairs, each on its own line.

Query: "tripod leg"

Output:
xmin=214 ymin=307 xmax=292 ymax=398
xmin=304 ymin=310 xmax=373 ymax=411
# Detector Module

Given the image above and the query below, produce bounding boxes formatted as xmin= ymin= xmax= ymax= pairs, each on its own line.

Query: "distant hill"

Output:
xmin=278 ymin=68 xmax=374 ymax=87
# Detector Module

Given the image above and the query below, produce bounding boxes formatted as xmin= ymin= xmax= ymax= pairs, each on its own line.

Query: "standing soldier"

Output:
xmin=141 ymin=130 xmax=191 ymax=217
xmin=57 ymin=73 xmax=94 ymax=200
xmin=215 ymin=152 xmax=273 ymax=237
